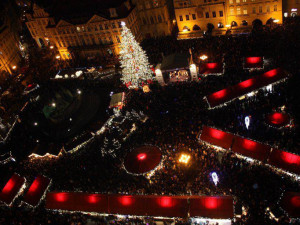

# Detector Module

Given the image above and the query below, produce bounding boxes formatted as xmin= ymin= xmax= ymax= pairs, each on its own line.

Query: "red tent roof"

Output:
xmin=190 ymin=196 xmax=234 ymax=218
xmin=231 ymin=136 xmax=271 ymax=161
xmin=266 ymin=112 xmax=290 ymax=128
xmin=46 ymin=193 xmax=234 ymax=218
xmin=124 ymin=146 xmax=162 ymax=174
xmin=199 ymin=63 xmax=223 ymax=75
xmin=23 ymin=175 xmax=51 ymax=206
xmin=206 ymin=68 xmax=288 ymax=108
xmin=244 ymin=57 xmax=264 ymax=69
xmin=268 ymin=149 xmax=300 ymax=175
xmin=281 ymin=192 xmax=300 ymax=218
xmin=0 ymin=174 xmax=25 ymax=205
xmin=199 ymin=126 xmax=234 ymax=149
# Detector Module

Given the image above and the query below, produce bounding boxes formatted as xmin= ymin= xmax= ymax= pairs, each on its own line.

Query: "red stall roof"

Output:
xmin=23 ymin=175 xmax=51 ymax=206
xmin=46 ymin=193 xmax=234 ymax=218
xmin=231 ymin=136 xmax=271 ymax=161
xmin=268 ymin=149 xmax=300 ymax=175
xmin=46 ymin=192 xmax=109 ymax=213
xmin=190 ymin=196 xmax=234 ymax=219
xmin=206 ymin=68 xmax=288 ymax=108
xmin=0 ymin=174 xmax=25 ymax=205
xmin=199 ymin=126 xmax=234 ymax=150
xmin=281 ymin=192 xmax=300 ymax=218
xmin=244 ymin=57 xmax=264 ymax=69
xmin=199 ymin=63 xmax=224 ymax=75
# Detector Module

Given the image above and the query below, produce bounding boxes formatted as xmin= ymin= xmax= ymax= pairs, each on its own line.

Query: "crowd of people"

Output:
xmin=0 ymin=17 xmax=300 ymax=225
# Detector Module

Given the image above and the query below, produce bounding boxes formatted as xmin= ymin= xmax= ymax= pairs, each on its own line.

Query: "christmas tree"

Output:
xmin=119 ymin=22 xmax=153 ymax=89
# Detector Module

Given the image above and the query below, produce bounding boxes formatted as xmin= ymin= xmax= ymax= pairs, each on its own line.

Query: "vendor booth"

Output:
xmin=155 ymin=53 xmax=198 ymax=85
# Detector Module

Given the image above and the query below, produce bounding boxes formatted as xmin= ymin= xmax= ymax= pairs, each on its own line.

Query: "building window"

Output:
xmin=230 ymin=8 xmax=234 ymax=15
xmin=243 ymin=8 xmax=248 ymax=14
xmin=252 ymin=7 xmax=256 ymax=13
xmin=274 ymin=5 xmax=277 ymax=11
xmin=105 ymin=24 xmax=109 ymax=29
xmin=179 ymin=15 xmax=183 ymax=21
xmin=192 ymin=14 xmax=196 ymax=20
xmin=259 ymin=6 xmax=262 ymax=13
xmin=219 ymin=11 xmax=223 ymax=17
xmin=267 ymin=5 xmax=270 ymax=12
xmin=212 ymin=11 xmax=216 ymax=17
xmin=186 ymin=15 xmax=190 ymax=20
xmin=205 ymin=12 xmax=209 ymax=18
xmin=158 ymin=15 xmax=162 ymax=23
xmin=236 ymin=0 xmax=240 ymax=3
xmin=237 ymin=7 xmax=241 ymax=15
xmin=229 ymin=0 xmax=233 ymax=4
xmin=150 ymin=16 xmax=154 ymax=24
xmin=242 ymin=0 xmax=246 ymax=2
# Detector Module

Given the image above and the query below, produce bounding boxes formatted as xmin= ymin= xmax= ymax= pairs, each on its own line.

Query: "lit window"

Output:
xmin=274 ymin=5 xmax=277 ymax=11
xmin=242 ymin=0 xmax=246 ymax=2
xmin=237 ymin=7 xmax=241 ymax=15
xmin=267 ymin=5 xmax=270 ymax=12
xmin=243 ymin=8 xmax=248 ymax=14
xmin=230 ymin=8 xmax=234 ymax=15
xmin=229 ymin=0 xmax=233 ymax=4
xmin=236 ymin=0 xmax=240 ymax=3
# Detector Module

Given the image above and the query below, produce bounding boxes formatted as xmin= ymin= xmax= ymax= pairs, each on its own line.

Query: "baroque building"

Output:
xmin=174 ymin=0 xmax=283 ymax=38
xmin=0 ymin=0 xmax=22 ymax=76
xmin=25 ymin=0 xmax=173 ymax=60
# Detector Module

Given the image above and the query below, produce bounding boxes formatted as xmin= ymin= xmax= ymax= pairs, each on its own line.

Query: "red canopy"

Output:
xmin=23 ymin=175 xmax=51 ymax=206
xmin=268 ymin=149 xmax=300 ymax=175
xmin=206 ymin=68 xmax=288 ymax=108
xmin=0 ymin=174 xmax=25 ymax=205
xmin=199 ymin=126 xmax=234 ymax=150
xmin=232 ymin=136 xmax=271 ymax=161
xmin=124 ymin=146 xmax=162 ymax=174
xmin=266 ymin=112 xmax=290 ymax=128
xmin=46 ymin=193 xmax=234 ymax=218
xmin=244 ymin=57 xmax=264 ymax=69
xmin=190 ymin=196 xmax=234 ymax=219
xmin=281 ymin=192 xmax=300 ymax=218
xmin=199 ymin=63 xmax=223 ymax=75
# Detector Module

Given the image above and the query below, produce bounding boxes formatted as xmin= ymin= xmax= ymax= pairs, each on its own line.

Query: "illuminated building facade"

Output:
xmin=0 ymin=0 xmax=21 ymax=76
xmin=174 ymin=0 xmax=283 ymax=39
xmin=25 ymin=0 xmax=173 ymax=60
xmin=132 ymin=0 xmax=173 ymax=38
xmin=25 ymin=0 xmax=141 ymax=60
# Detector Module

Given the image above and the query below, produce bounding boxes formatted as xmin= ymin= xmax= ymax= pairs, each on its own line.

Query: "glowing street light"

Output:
xmin=51 ymin=102 xmax=56 ymax=107
xmin=12 ymin=65 xmax=17 ymax=70
xmin=211 ymin=172 xmax=219 ymax=186
xmin=34 ymin=122 xmax=38 ymax=126
xmin=50 ymin=45 xmax=54 ymax=49
xmin=121 ymin=21 xmax=126 ymax=26
xmin=200 ymin=55 xmax=208 ymax=61
xmin=56 ymin=55 xmax=61 ymax=59
xmin=245 ymin=116 xmax=250 ymax=129
xmin=77 ymin=89 xmax=82 ymax=95
xmin=179 ymin=153 xmax=191 ymax=164
xmin=273 ymin=19 xmax=279 ymax=23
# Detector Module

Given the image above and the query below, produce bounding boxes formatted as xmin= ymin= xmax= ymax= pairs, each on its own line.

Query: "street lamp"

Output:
xmin=56 ymin=55 xmax=61 ymax=59
xmin=200 ymin=55 xmax=208 ymax=61
xmin=12 ymin=65 xmax=17 ymax=70
xmin=50 ymin=45 xmax=54 ymax=49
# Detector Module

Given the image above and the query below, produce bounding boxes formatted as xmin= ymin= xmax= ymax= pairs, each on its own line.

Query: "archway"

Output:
xmin=266 ymin=18 xmax=274 ymax=25
xmin=231 ymin=21 xmax=238 ymax=27
xmin=242 ymin=20 xmax=248 ymax=26
xmin=193 ymin=25 xmax=201 ymax=31
xmin=252 ymin=19 xmax=263 ymax=27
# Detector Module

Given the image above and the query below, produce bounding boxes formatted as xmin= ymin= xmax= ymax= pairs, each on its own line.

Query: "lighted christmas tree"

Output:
xmin=119 ymin=22 xmax=153 ymax=89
